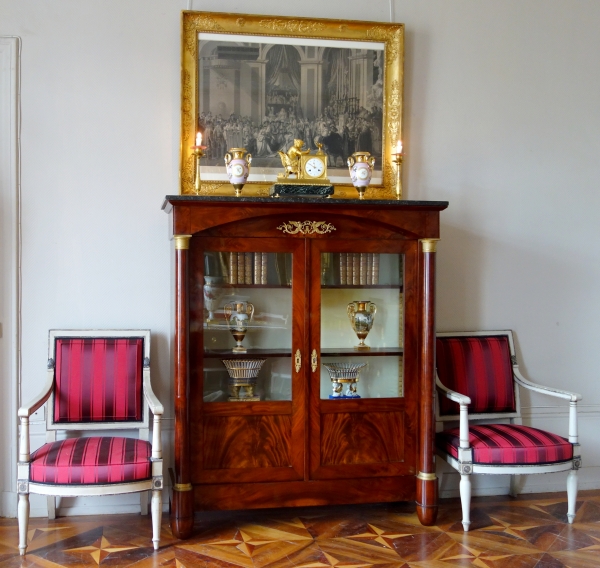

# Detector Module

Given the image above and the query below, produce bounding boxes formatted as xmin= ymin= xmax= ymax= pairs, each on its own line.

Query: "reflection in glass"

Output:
xmin=201 ymin=251 xmax=293 ymax=402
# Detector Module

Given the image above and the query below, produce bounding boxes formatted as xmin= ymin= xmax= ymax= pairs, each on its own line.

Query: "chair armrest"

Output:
xmin=142 ymin=364 xmax=164 ymax=460
xmin=436 ymin=376 xmax=471 ymax=450
xmin=18 ymin=365 xmax=54 ymax=418
xmin=143 ymin=367 xmax=164 ymax=416
xmin=436 ymin=376 xmax=471 ymax=405
xmin=18 ymin=362 xmax=55 ymax=462
xmin=514 ymin=367 xmax=581 ymax=443
xmin=514 ymin=368 xmax=582 ymax=402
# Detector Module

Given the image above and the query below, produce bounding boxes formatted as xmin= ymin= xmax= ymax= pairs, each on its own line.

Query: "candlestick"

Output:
xmin=192 ymin=145 xmax=205 ymax=195
xmin=391 ymin=141 xmax=404 ymax=200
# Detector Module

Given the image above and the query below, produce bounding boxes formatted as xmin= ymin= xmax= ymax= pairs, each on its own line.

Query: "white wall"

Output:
xmin=0 ymin=0 xmax=598 ymax=515
xmin=396 ymin=0 xmax=600 ymax=496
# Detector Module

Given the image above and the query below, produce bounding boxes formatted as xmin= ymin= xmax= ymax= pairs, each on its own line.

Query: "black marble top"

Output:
xmin=162 ymin=194 xmax=449 ymax=209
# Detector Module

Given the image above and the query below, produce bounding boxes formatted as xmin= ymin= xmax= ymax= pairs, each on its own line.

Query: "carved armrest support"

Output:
xmin=436 ymin=377 xmax=471 ymax=451
xmin=18 ymin=364 xmax=55 ymax=463
xmin=143 ymin=366 xmax=164 ymax=416
xmin=436 ymin=376 xmax=471 ymax=405
xmin=18 ymin=365 xmax=54 ymax=419
xmin=514 ymin=368 xmax=582 ymax=402
xmin=142 ymin=363 xmax=164 ymax=460
xmin=514 ymin=368 xmax=581 ymax=443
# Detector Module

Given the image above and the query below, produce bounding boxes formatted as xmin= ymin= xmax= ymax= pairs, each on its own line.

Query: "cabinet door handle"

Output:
xmin=311 ymin=350 xmax=318 ymax=372
xmin=295 ymin=349 xmax=301 ymax=373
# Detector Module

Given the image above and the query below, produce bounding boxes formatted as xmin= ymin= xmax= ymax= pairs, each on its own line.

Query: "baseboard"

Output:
xmin=438 ymin=465 xmax=600 ymax=499
xmin=28 ymin=492 xmax=170 ymax=518
xmin=1 ymin=490 xmax=17 ymax=517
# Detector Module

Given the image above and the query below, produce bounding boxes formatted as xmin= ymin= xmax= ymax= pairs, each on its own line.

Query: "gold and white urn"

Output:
xmin=224 ymin=300 xmax=255 ymax=353
xmin=347 ymin=300 xmax=377 ymax=350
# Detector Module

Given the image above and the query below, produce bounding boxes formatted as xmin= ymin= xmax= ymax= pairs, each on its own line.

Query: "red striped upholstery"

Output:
xmin=436 ymin=424 xmax=573 ymax=465
xmin=437 ymin=336 xmax=516 ymax=415
xmin=54 ymin=338 xmax=144 ymax=423
xmin=30 ymin=437 xmax=151 ymax=484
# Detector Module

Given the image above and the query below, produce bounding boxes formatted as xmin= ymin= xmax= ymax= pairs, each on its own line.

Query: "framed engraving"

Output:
xmin=180 ymin=11 xmax=404 ymax=198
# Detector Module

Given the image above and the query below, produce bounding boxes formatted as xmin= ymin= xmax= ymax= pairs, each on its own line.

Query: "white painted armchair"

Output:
xmin=435 ymin=330 xmax=581 ymax=531
xmin=17 ymin=330 xmax=164 ymax=555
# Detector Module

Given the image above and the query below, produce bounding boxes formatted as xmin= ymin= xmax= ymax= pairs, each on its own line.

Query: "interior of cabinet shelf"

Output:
xmin=215 ymin=284 xmax=402 ymax=289
xmin=221 ymin=284 xmax=291 ymax=288
xmin=321 ymin=347 xmax=404 ymax=356
xmin=321 ymin=285 xmax=403 ymax=290
xmin=203 ymin=349 xmax=292 ymax=358
xmin=203 ymin=348 xmax=404 ymax=358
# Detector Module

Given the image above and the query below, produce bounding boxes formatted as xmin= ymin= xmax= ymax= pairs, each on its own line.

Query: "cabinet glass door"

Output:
xmin=189 ymin=237 xmax=305 ymax=484
xmin=310 ymin=240 xmax=415 ymax=481
xmin=320 ymin=252 xmax=404 ymax=400
xmin=200 ymin=251 xmax=293 ymax=403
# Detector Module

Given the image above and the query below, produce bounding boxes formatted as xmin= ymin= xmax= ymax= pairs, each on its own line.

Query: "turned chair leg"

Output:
xmin=18 ymin=493 xmax=30 ymax=556
xmin=140 ymin=491 xmax=149 ymax=516
xmin=151 ymin=489 xmax=162 ymax=550
xmin=566 ymin=469 xmax=578 ymax=524
xmin=459 ymin=474 xmax=471 ymax=531
xmin=509 ymin=474 xmax=521 ymax=498
xmin=47 ymin=496 xmax=56 ymax=519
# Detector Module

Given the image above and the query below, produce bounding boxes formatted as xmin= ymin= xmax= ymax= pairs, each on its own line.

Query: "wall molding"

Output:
xmin=521 ymin=404 xmax=600 ymax=418
xmin=0 ymin=36 xmax=21 ymax=519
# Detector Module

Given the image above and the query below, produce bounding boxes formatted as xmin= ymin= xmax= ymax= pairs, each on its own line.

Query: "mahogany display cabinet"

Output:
xmin=162 ymin=195 xmax=448 ymax=538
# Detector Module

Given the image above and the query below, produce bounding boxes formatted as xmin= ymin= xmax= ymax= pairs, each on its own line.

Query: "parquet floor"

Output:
xmin=1 ymin=490 xmax=599 ymax=567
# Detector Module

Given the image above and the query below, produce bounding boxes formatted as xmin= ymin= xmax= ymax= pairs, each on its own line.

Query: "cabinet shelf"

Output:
xmin=204 ymin=349 xmax=292 ymax=359
xmin=321 ymin=347 xmax=404 ymax=357
xmin=219 ymin=284 xmax=291 ymax=289
xmin=321 ymin=285 xmax=403 ymax=290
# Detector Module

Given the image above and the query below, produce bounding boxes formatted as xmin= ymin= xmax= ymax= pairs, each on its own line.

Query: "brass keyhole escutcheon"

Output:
xmin=295 ymin=349 xmax=301 ymax=373
xmin=311 ymin=350 xmax=318 ymax=372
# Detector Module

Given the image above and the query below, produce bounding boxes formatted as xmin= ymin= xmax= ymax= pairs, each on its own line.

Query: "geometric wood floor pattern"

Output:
xmin=0 ymin=490 xmax=599 ymax=567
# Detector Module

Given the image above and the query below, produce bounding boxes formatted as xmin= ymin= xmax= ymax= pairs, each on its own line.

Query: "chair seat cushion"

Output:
xmin=436 ymin=424 xmax=573 ymax=465
xmin=30 ymin=437 xmax=151 ymax=485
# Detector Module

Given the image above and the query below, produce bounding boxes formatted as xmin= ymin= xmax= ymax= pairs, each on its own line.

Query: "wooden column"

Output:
xmin=171 ymin=234 xmax=194 ymax=539
xmin=416 ymin=238 xmax=439 ymax=525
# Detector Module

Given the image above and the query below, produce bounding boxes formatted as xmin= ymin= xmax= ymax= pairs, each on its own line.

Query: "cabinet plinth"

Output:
xmin=164 ymin=195 xmax=447 ymax=532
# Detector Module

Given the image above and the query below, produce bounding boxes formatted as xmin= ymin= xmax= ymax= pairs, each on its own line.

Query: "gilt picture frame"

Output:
xmin=180 ymin=11 xmax=404 ymax=198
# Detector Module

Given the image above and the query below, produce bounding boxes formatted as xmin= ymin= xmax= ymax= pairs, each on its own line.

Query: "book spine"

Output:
xmin=372 ymin=253 xmax=380 ymax=284
xmin=245 ymin=253 xmax=253 ymax=284
xmin=359 ymin=253 xmax=367 ymax=286
xmin=254 ymin=252 xmax=261 ymax=285
xmin=352 ymin=253 xmax=359 ymax=286
xmin=366 ymin=253 xmax=373 ymax=286
xmin=339 ymin=253 xmax=347 ymax=285
xmin=229 ymin=252 xmax=237 ymax=285
xmin=347 ymin=254 xmax=352 ymax=285
xmin=237 ymin=252 xmax=245 ymax=284
xmin=261 ymin=252 xmax=268 ymax=284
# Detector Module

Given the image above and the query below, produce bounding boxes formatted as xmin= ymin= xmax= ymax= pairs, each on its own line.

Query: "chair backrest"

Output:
xmin=436 ymin=331 xmax=519 ymax=419
xmin=47 ymin=330 xmax=150 ymax=430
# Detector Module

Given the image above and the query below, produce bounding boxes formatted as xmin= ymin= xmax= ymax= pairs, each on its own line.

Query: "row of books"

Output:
xmin=206 ymin=252 xmax=384 ymax=287
xmin=226 ymin=252 xmax=269 ymax=285
xmin=322 ymin=253 xmax=380 ymax=286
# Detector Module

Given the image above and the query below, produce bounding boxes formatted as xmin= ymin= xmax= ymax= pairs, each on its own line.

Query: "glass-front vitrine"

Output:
xmin=166 ymin=196 xmax=447 ymax=535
